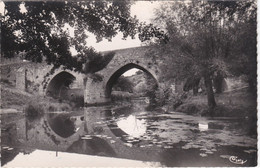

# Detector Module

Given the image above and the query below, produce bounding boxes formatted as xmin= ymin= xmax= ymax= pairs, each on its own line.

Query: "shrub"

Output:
xmin=25 ymin=103 xmax=44 ymax=120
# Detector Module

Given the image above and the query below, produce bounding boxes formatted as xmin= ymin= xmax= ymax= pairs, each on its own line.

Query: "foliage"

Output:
xmin=112 ymin=76 xmax=134 ymax=93
xmin=138 ymin=22 xmax=169 ymax=44
xmin=149 ymin=0 xmax=256 ymax=112
xmin=1 ymin=1 xmax=134 ymax=72
xmin=183 ymin=76 xmax=201 ymax=95
xmin=144 ymin=72 xmax=161 ymax=105
xmin=90 ymin=74 xmax=104 ymax=83
xmin=226 ymin=5 xmax=257 ymax=93
xmin=1 ymin=1 xmax=167 ymax=73
xmin=25 ymin=104 xmax=45 ymax=121
xmin=84 ymin=51 xmax=115 ymax=73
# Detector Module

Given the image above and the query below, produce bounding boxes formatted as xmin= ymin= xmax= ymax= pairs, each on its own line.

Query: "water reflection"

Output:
xmin=117 ymin=115 xmax=147 ymax=138
xmin=67 ymin=136 xmax=116 ymax=156
xmin=46 ymin=113 xmax=85 ymax=138
xmin=1 ymin=103 xmax=257 ymax=167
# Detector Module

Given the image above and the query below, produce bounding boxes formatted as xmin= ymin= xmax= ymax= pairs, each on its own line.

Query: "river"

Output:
xmin=1 ymin=102 xmax=257 ymax=167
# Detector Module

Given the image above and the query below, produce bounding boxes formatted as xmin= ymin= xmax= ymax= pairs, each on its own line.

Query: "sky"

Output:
xmin=83 ymin=1 xmax=162 ymax=52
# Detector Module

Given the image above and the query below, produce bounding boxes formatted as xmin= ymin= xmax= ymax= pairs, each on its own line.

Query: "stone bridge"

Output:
xmin=1 ymin=46 xmax=162 ymax=105
xmin=84 ymin=46 xmax=160 ymax=104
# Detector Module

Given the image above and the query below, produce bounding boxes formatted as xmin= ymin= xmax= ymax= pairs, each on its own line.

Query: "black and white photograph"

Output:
xmin=0 ymin=0 xmax=257 ymax=167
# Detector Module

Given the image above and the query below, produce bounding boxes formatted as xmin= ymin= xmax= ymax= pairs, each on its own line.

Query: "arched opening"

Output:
xmin=105 ymin=63 xmax=158 ymax=102
xmin=46 ymin=71 xmax=83 ymax=104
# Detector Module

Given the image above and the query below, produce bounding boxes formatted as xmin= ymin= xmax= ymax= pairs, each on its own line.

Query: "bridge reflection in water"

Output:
xmin=2 ymin=105 xmax=163 ymax=167
xmin=1 ymin=103 xmax=257 ymax=167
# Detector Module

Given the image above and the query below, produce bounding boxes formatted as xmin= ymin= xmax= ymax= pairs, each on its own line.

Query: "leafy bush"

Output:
xmin=146 ymin=87 xmax=170 ymax=107
xmin=25 ymin=104 xmax=45 ymax=120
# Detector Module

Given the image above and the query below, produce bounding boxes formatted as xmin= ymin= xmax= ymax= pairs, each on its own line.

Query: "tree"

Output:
xmin=112 ymin=76 xmax=134 ymax=93
xmin=226 ymin=2 xmax=257 ymax=94
xmin=1 ymin=1 xmax=138 ymax=73
xmin=149 ymin=0 xmax=256 ymax=114
xmin=183 ymin=76 xmax=201 ymax=95
xmin=1 ymin=1 xmax=167 ymax=74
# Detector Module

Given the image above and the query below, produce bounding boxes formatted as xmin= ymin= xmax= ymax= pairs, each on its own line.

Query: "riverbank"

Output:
xmin=1 ymin=85 xmax=32 ymax=110
xmin=1 ymin=83 xmax=75 ymax=114
xmin=174 ymin=88 xmax=257 ymax=118
xmin=1 ymin=81 xmax=256 ymax=119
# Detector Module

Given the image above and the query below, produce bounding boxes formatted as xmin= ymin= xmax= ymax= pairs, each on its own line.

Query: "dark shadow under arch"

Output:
xmin=105 ymin=63 xmax=158 ymax=98
xmin=46 ymin=71 xmax=76 ymax=98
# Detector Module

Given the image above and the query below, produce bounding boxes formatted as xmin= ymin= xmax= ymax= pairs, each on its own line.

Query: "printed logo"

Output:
xmin=229 ymin=156 xmax=247 ymax=165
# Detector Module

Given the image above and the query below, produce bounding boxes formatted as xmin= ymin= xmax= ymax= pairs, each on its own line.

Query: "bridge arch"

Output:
xmin=44 ymin=69 xmax=84 ymax=101
xmin=46 ymin=71 xmax=75 ymax=98
xmin=84 ymin=47 xmax=161 ymax=105
xmin=105 ymin=63 xmax=158 ymax=98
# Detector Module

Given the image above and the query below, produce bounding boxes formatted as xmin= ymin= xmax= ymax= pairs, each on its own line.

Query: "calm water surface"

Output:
xmin=1 ymin=103 xmax=257 ymax=167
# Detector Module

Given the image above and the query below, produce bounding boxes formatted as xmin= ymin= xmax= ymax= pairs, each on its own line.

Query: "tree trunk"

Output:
xmin=193 ymin=86 xmax=198 ymax=95
xmin=213 ymin=73 xmax=225 ymax=94
xmin=192 ymin=78 xmax=200 ymax=96
xmin=204 ymin=75 xmax=216 ymax=114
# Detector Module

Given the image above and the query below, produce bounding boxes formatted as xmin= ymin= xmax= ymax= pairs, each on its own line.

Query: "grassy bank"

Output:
xmin=1 ymin=84 xmax=75 ymax=113
xmin=1 ymin=86 xmax=32 ymax=110
xmin=174 ymin=88 xmax=256 ymax=118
